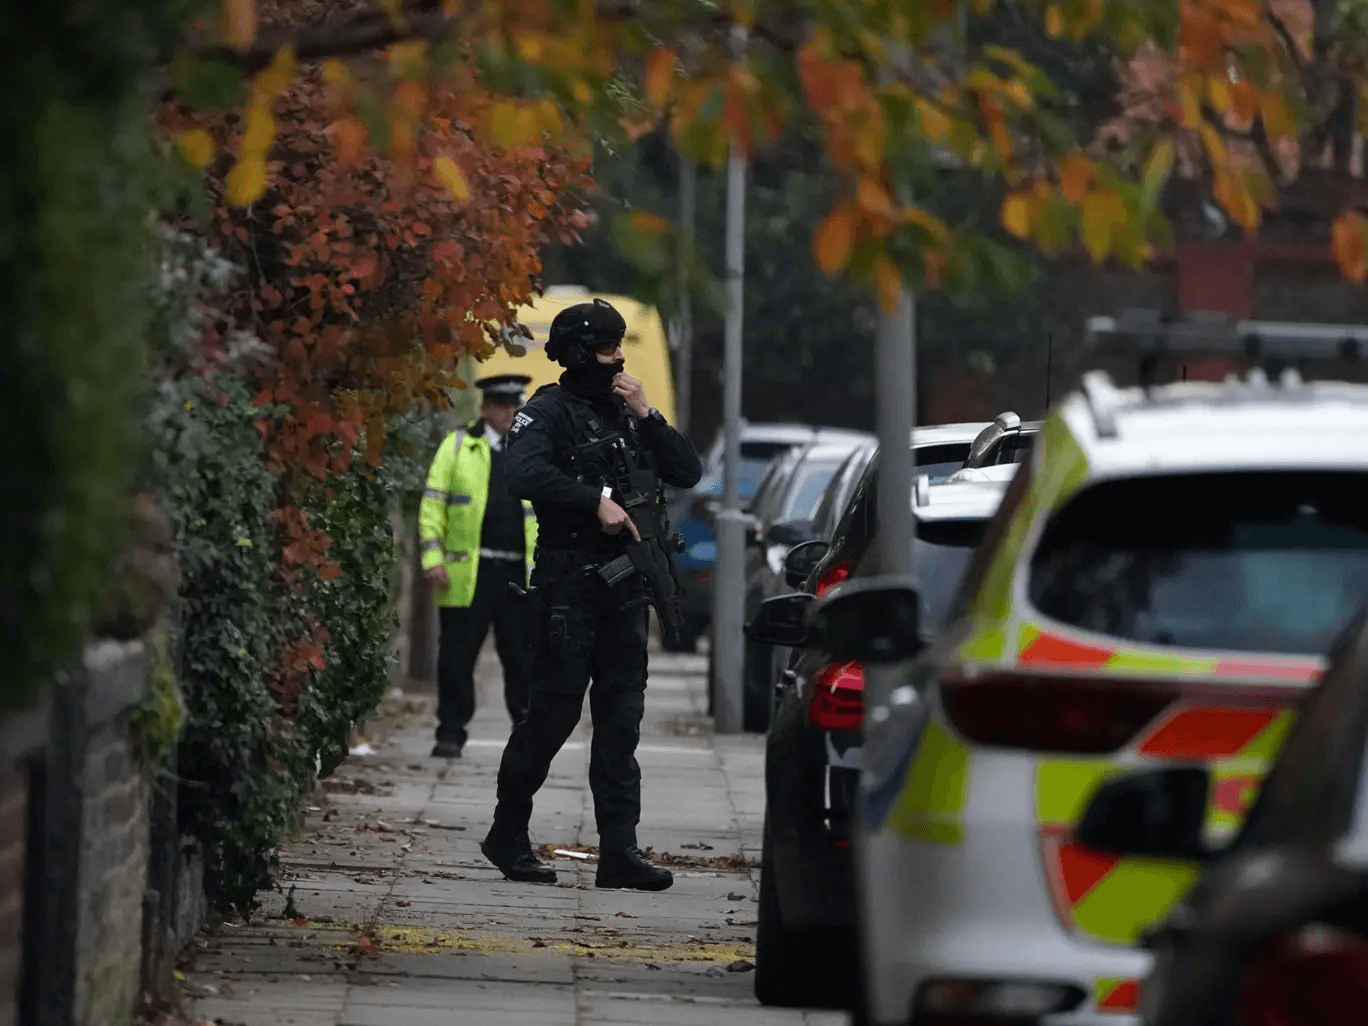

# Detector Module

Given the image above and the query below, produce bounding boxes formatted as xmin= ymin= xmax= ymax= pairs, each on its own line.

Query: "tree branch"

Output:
xmin=188 ymin=0 xmax=643 ymax=72
xmin=189 ymin=9 xmax=455 ymax=73
xmin=1265 ymin=5 xmax=1307 ymax=85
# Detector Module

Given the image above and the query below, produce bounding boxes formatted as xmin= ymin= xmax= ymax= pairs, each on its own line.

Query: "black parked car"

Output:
xmin=1075 ymin=610 xmax=1368 ymax=1026
xmin=803 ymin=420 xmax=1012 ymax=602
xmin=738 ymin=435 xmax=875 ymax=730
xmin=745 ymin=466 xmax=1017 ymax=1009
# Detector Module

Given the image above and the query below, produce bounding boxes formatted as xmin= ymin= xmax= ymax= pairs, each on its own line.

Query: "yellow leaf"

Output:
xmin=321 ymin=59 xmax=349 ymax=86
xmin=1206 ymin=75 xmax=1232 ymax=115
xmin=1059 ymin=150 xmax=1092 ymax=204
xmin=873 ymin=256 xmax=902 ymax=313
xmin=1260 ymin=91 xmax=1294 ymax=141
xmin=1004 ymin=79 xmax=1034 ymax=109
xmin=224 ymin=0 xmax=256 ymax=49
xmin=255 ymin=46 xmax=296 ymax=100
xmin=239 ymin=105 xmax=275 ymax=161
xmin=904 ymin=205 xmax=950 ymax=244
xmin=432 ymin=155 xmax=469 ymax=201
xmin=1178 ymin=74 xmax=1202 ymax=128
xmin=1198 ymin=121 xmax=1228 ymax=172
xmin=812 ymin=204 xmax=856 ymax=276
xmin=1081 ymin=191 xmax=1124 ymax=263
xmin=915 ymin=97 xmax=953 ymax=144
xmin=645 ymin=47 xmax=675 ymax=107
xmin=1045 ymin=4 xmax=1064 ymax=37
xmin=488 ymin=101 xmax=541 ymax=148
xmin=856 ymin=177 xmax=894 ymax=217
xmin=1001 ymin=192 xmax=1031 ymax=239
xmin=225 ymin=157 xmax=267 ymax=206
xmin=1332 ymin=211 xmax=1368 ymax=283
xmin=174 ymin=129 xmax=215 ymax=169
xmin=1142 ymin=138 xmax=1175 ymax=200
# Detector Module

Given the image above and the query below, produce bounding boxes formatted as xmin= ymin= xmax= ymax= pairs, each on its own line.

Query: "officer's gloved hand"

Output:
xmin=597 ymin=495 xmax=640 ymax=541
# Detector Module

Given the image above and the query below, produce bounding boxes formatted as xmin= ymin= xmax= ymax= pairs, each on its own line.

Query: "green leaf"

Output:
xmin=173 ymin=56 xmax=247 ymax=110
xmin=1141 ymin=139 xmax=1175 ymax=207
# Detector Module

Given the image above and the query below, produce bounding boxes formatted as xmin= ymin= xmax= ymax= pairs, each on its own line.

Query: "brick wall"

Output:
xmin=0 ymin=769 xmax=26 ymax=1026
xmin=72 ymin=720 xmax=148 ymax=1026
xmin=28 ymin=640 xmax=152 ymax=1026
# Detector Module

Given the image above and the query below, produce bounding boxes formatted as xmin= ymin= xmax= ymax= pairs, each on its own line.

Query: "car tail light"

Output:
xmin=1238 ymin=926 xmax=1368 ymax=1026
xmin=810 ymin=661 xmax=864 ymax=732
xmin=815 ymin=559 xmax=852 ymax=597
xmin=941 ymin=671 xmax=1178 ymax=754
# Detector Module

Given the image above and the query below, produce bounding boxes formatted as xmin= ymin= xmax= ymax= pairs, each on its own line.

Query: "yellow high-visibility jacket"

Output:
xmin=418 ymin=423 xmax=537 ymax=608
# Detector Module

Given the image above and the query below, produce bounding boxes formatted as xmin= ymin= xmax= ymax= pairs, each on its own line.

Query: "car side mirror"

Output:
xmin=784 ymin=540 xmax=830 ymax=589
xmin=810 ymin=575 xmax=922 ymax=664
xmin=767 ymin=519 xmax=816 ymax=548
xmin=743 ymin=515 xmax=765 ymax=547
xmin=744 ymin=593 xmax=814 ymax=647
xmin=1075 ymin=768 xmax=1214 ymax=862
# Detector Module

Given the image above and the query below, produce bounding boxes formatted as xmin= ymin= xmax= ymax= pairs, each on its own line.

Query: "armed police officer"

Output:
xmin=419 ymin=374 xmax=538 ymax=760
xmin=480 ymin=298 xmax=702 ymax=890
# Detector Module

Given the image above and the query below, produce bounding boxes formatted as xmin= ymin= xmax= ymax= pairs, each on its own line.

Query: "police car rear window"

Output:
xmin=1029 ymin=472 xmax=1368 ymax=656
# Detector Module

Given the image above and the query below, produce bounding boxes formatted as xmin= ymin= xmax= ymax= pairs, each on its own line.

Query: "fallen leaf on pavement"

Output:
xmin=728 ymin=959 xmax=756 ymax=972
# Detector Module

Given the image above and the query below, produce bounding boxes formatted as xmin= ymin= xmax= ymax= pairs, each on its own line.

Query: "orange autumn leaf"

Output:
xmin=1332 ymin=212 xmax=1368 ymax=283
xmin=1059 ymin=151 xmax=1092 ymax=205
xmin=224 ymin=0 xmax=257 ymax=49
xmin=645 ymin=47 xmax=675 ymax=107
xmin=873 ymin=255 xmax=902 ymax=312
xmin=813 ymin=203 xmax=857 ymax=275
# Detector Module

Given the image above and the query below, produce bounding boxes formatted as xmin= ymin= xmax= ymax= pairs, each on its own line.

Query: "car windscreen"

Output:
xmin=780 ymin=459 xmax=845 ymax=522
xmin=740 ymin=441 xmax=795 ymax=496
xmin=917 ymin=442 xmax=973 ymax=483
xmin=1029 ymin=472 xmax=1368 ymax=656
xmin=915 ymin=519 xmax=988 ymax=634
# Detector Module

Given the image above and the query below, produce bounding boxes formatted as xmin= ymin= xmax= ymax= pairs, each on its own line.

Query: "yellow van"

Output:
xmin=472 ymin=286 xmax=677 ymax=424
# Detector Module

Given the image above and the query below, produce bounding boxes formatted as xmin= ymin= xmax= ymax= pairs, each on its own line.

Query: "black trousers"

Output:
xmin=435 ymin=559 xmax=532 ymax=747
xmin=492 ymin=554 xmax=648 ymax=852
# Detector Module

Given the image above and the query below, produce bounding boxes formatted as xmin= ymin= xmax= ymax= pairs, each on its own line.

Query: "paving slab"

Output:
xmin=186 ymin=637 xmax=849 ymax=1026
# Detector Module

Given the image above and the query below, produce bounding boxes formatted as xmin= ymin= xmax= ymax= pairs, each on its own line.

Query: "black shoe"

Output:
xmin=480 ymin=833 xmax=557 ymax=884
xmin=595 ymin=847 xmax=673 ymax=891
xmin=431 ymin=740 xmax=463 ymax=759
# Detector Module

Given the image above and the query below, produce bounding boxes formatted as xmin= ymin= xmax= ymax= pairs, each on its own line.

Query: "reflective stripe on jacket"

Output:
xmin=418 ymin=425 xmax=537 ymax=608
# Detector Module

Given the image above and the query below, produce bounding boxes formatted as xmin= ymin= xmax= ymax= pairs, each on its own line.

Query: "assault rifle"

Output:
xmin=577 ymin=433 xmax=687 ymax=646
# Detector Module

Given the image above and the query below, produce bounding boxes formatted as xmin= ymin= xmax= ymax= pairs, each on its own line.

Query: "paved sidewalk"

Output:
xmin=187 ymin=641 xmax=848 ymax=1026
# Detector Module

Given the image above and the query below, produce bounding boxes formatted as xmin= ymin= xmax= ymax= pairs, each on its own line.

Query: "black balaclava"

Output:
xmin=560 ymin=357 xmax=624 ymax=402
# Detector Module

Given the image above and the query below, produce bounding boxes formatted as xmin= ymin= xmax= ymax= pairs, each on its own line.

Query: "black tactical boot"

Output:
xmin=431 ymin=740 xmax=463 ymax=759
xmin=480 ymin=830 xmax=557 ymax=884
xmin=595 ymin=847 xmax=673 ymax=891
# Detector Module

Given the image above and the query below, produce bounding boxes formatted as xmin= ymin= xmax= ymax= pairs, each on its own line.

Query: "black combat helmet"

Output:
xmin=545 ymin=298 xmax=626 ymax=367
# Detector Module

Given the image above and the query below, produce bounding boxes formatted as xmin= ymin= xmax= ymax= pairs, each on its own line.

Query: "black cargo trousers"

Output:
xmin=491 ymin=548 xmax=649 ymax=852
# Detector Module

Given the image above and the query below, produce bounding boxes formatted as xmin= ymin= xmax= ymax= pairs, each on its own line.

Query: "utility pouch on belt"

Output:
xmin=597 ymin=553 xmax=636 ymax=588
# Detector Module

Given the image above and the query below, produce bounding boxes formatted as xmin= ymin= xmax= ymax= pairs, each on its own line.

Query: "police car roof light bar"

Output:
xmin=1085 ymin=310 xmax=1368 ymax=366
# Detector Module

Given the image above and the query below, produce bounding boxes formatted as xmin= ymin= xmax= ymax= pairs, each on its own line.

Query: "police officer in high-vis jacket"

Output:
xmin=419 ymin=374 xmax=538 ymax=759
xmin=479 ymin=299 xmax=702 ymax=891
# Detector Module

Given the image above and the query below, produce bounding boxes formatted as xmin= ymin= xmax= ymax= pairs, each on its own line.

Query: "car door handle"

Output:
xmin=775 ymin=669 xmax=797 ymax=697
